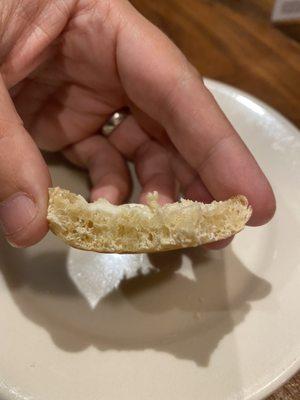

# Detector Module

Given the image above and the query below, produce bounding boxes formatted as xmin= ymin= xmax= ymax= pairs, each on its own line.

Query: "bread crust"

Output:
xmin=47 ymin=187 xmax=252 ymax=253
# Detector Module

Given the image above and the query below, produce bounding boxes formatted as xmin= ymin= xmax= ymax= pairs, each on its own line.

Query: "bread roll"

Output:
xmin=47 ymin=187 xmax=252 ymax=253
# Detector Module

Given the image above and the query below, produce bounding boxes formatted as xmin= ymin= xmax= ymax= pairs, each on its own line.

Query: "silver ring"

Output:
xmin=102 ymin=109 xmax=129 ymax=136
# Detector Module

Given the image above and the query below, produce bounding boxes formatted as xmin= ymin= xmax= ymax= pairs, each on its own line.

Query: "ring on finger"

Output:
xmin=102 ymin=108 xmax=130 ymax=136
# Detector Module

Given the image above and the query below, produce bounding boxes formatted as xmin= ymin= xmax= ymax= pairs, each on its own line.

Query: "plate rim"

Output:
xmin=205 ymin=78 xmax=300 ymax=400
xmin=204 ymin=78 xmax=299 ymax=134
xmin=1 ymin=79 xmax=299 ymax=400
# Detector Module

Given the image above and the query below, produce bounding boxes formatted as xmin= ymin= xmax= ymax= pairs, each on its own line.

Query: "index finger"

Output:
xmin=116 ymin=3 xmax=275 ymax=226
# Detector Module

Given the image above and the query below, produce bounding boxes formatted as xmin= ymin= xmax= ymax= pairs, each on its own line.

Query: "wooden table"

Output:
xmin=130 ymin=0 xmax=300 ymax=398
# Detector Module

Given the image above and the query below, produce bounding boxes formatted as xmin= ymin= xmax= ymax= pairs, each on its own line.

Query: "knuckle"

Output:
xmin=76 ymin=0 xmax=114 ymax=25
xmin=135 ymin=140 xmax=165 ymax=160
xmin=135 ymin=140 xmax=154 ymax=159
xmin=196 ymin=134 xmax=233 ymax=174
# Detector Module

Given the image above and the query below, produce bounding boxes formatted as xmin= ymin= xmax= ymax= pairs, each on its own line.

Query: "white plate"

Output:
xmin=0 ymin=79 xmax=299 ymax=400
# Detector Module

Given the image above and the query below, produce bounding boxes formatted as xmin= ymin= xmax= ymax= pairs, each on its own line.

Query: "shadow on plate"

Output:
xmin=0 ymin=237 xmax=271 ymax=367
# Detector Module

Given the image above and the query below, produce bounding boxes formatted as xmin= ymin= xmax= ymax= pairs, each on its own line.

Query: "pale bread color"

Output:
xmin=47 ymin=187 xmax=252 ymax=253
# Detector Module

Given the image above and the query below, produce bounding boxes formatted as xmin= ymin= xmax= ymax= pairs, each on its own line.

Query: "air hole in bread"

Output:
xmin=148 ymin=233 xmax=154 ymax=242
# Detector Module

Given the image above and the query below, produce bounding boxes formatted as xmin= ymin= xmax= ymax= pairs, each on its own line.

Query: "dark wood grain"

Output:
xmin=129 ymin=0 xmax=300 ymax=398
xmin=269 ymin=373 xmax=300 ymax=399
xmin=130 ymin=0 xmax=300 ymax=127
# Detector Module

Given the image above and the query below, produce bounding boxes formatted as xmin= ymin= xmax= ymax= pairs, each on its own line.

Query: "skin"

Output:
xmin=0 ymin=0 xmax=276 ymax=248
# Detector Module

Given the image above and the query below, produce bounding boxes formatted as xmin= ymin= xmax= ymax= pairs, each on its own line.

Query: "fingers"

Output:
xmin=14 ymin=80 xmax=120 ymax=151
xmin=111 ymin=111 xmax=213 ymax=204
xmin=134 ymin=141 xmax=177 ymax=205
xmin=108 ymin=114 xmax=176 ymax=204
xmin=108 ymin=114 xmax=148 ymax=160
xmin=116 ymin=5 xmax=276 ymax=226
xmin=168 ymin=150 xmax=212 ymax=202
xmin=0 ymin=75 xmax=51 ymax=247
xmin=63 ymin=135 xmax=131 ymax=204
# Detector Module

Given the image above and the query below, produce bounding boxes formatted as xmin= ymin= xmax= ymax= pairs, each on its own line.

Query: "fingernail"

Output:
xmin=0 ymin=192 xmax=37 ymax=236
xmin=91 ymin=185 xmax=120 ymax=204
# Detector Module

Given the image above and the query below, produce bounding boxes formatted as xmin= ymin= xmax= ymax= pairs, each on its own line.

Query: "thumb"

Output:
xmin=0 ymin=75 xmax=51 ymax=247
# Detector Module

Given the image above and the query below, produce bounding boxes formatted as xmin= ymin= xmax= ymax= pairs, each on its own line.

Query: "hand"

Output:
xmin=0 ymin=0 xmax=275 ymax=248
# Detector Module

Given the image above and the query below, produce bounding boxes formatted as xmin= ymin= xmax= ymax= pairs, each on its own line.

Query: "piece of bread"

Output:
xmin=47 ymin=187 xmax=252 ymax=253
